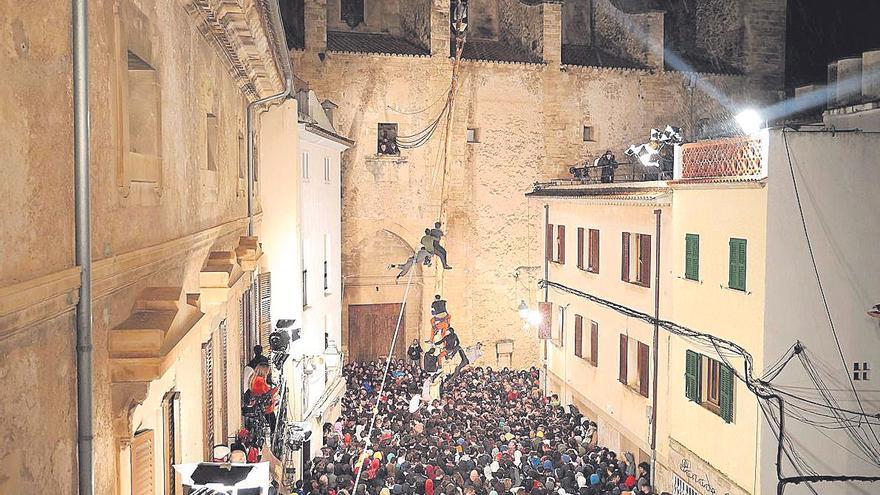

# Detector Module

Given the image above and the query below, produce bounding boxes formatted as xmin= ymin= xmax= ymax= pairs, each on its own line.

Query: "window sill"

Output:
xmin=577 ymin=266 xmax=600 ymax=275
xmin=720 ymin=284 xmax=751 ymax=295
xmin=624 ymin=280 xmax=650 ymax=289
xmin=324 ymin=291 xmax=332 ymax=297
xmin=622 ymin=382 xmax=649 ymax=398
xmin=678 ymin=275 xmax=703 ymax=284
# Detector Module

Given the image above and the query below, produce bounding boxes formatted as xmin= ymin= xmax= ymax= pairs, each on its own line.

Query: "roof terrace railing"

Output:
xmin=678 ymin=136 xmax=765 ymax=180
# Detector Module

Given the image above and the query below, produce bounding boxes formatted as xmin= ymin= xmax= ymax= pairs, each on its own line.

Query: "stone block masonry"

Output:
xmin=293 ymin=0 xmax=784 ymax=369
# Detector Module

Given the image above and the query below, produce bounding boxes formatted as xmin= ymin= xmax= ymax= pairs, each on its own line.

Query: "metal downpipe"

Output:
xmin=73 ymin=0 xmax=94 ymax=493
xmin=247 ymin=0 xmax=294 ymax=236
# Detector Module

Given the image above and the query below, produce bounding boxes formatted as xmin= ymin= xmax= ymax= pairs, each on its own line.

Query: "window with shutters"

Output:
xmin=685 ymin=350 xmax=734 ymax=423
xmin=131 ymin=430 xmax=155 ymax=495
xmin=728 ymin=238 xmax=747 ymax=291
xmin=201 ymin=339 xmax=215 ymax=459
xmin=163 ymin=392 xmax=181 ymax=495
xmin=546 ymin=223 xmax=555 ymax=262
xmin=258 ymin=272 xmax=272 ymax=346
xmin=577 ymin=228 xmax=585 ymax=270
xmin=573 ymin=315 xmax=583 ymax=358
xmin=853 ymin=362 xmax=871 ymax=381
xmin=589 ymin=320 xmax=599 ymax=366
xmin=301 ymin=151 xmax=310 ymax=180
xmin=619 ymin=334 xmax=649 ymax=397
xmin=685 ymin=234 xmax=700 ymax=281
xmin=218 ymin=320 xmax=229 ymax=442
xmin=240 ymin=280 xmax=260 ymax=369
xmin=622 ymin=232 xmax=651 ymax=287
xmin=588 ymin=229 xmax=600 ymax=273
xmin=554 ymin=306 xmax=565 ymax=347
xmin=556 ymin=225 xmax=566 ymax=264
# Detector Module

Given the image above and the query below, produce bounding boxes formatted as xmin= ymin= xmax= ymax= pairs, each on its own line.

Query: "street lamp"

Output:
xmin=518 ymin=300 xmax=529 ymax=320
xmin=324 ymin=339 xmax=342 ymax=383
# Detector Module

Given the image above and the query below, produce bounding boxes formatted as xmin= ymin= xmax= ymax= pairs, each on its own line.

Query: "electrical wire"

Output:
xmin=781 ymin=128 xmax=880 ymax=452
xmin=539 ymin=278 xmax=880 ymax=494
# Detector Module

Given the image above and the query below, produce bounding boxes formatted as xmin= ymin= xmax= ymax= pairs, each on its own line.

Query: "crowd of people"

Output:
xmin=298 ymin=360 xmax=662 ymax=495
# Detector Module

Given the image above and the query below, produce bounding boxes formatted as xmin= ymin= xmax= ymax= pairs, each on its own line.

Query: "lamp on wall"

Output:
xmin=518 ymin=300 xmax=529 ymax=320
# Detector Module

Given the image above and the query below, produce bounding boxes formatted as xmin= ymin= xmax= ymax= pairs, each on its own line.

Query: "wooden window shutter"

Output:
xmin=574 ymin=315 xmax=583 ymax=358
xmin=557 ymin=225 xmax=566 ymax=264
xmin=719 ymin=364 xmax=735 ymax=423
xmin=638 ymin=234 xmax=652 ymax=287
xmin=728 ymin=238 xmax=747 ymax=291
xmin=618 ymin=334 xmax=628 ymax=384
xmin=685 ymin=234 xmax=700 ymax=281
xmin=164 ymin=393 xmax=179 ymax=495
xmin=201 ymin=340 xmax=215 ymax=459
xmin=589 ymin=229 xmax=600 ymax=273
xmin=218 ymin=321 xmax=229 ymax=441
xmin=685 ymin=350 xmax=702 ymax=402
xmin=546 ymin=223 xmax=554 ymax=261
xmin=240 ymin=289 xmax=250 ymax=369
xmin=258 ymin=272 xmax=272 ymax=345
xmin=131 ymin=430 xmax=155 ymax=495
xmin=621 ymin=232 xmax=630 ymax=282
xmin=638 ymin=341 xmax=650 ymax=397
xmin=590 ymin=321 xmax=599 ymax=366
xmin=577 ymin=228 xmax=585 ymax=269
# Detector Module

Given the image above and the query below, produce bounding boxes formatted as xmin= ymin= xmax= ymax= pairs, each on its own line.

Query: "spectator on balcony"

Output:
xmin=249 ymin=362 xmax=277 ymax=435
xmin=597 ymin=151 xmax=618 ymax=183
xmin=242 ymin=345 xmax=265 ymax=390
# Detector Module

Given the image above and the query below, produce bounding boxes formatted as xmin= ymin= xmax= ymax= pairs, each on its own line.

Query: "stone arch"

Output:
xmin=342 ymin=224 xmax=430 ymax=362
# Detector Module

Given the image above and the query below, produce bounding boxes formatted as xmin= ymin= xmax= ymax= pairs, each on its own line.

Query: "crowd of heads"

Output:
xmin=299 ymin=360 xmax=661 ymax=495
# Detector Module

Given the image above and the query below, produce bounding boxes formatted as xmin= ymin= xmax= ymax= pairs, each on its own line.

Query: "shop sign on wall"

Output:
xmin=668 ymin=439 xmax=750 ymax=495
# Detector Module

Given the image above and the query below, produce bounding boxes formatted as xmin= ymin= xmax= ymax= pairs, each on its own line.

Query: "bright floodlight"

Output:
xmin=735 ymin=109 xmax=763 ymax=136
xmin=518 ymin=300 xmax=529 ymax=319
xmin=528 ymin=309 xmax=543 ymax=326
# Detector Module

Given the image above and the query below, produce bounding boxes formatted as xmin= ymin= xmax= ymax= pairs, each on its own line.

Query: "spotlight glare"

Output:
xmin=735 ymin=109 xmax=763 ymax=136
xmin=527 ymin=310 xmax=543 ymax=326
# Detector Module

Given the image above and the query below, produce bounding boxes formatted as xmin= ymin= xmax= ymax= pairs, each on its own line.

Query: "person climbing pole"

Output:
xmin=436 ymin=327 xmax=468 ymax=391
xmin=429 ymin=222 xmax=452 ymax=270
xmin=388 ymin=247 xmax=432 ymax=282
xmin=431 ymin=294 xmax=447 ymax=316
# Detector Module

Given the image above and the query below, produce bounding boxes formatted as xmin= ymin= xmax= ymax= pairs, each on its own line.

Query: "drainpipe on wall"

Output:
xmin=649 ymin=209 xmax=662 ymax=489
xmin=73 ymin=0 xmax=94 ymax=493
xmin=247 ymin=0 xmax=295 ymax=236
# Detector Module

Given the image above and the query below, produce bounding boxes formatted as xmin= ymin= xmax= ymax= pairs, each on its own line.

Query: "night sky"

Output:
xmin=786 ymin=0 xmax=880 ymax=89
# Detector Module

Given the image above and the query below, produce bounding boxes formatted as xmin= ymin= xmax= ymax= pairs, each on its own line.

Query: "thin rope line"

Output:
xmin=350 ymin=266 xmax=416 ymax=495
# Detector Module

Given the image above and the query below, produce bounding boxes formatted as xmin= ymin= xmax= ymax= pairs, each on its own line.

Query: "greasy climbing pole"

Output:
xmin=435 ymin=6 xmax=467 ymax=297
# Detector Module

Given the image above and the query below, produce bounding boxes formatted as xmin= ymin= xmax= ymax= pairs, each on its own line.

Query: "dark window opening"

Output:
xmin=341 ymin=0 xmax=365 ymax=29
xmin=377 ymin=123 xmax=399 ymax=156
xmin=279 ymin=0 xmax=305 ymax=49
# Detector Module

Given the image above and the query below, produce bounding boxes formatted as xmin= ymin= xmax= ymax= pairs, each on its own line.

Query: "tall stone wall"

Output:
xmin=498 ymin=0 xmax=545 ymax=60
xmin=291 ymin=42 xmax=760 ymax=369
xmin=0 ymin=0 xmax=282 ymax=492
xmin=562 ymin=0 xmax=592 ymax=46
xmin=592 ymin=0 xmax=665 ymax=68
xmin=400 ymin=0 xmax=433 ymax=50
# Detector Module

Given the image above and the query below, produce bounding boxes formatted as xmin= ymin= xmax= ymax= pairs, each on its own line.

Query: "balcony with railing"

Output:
xmin=674 ymin=136 xmax=767 ymax=183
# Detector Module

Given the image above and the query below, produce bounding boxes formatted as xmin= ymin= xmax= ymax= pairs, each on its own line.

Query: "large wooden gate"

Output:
xmin=348 ymin=303 xmax=406 ymax=362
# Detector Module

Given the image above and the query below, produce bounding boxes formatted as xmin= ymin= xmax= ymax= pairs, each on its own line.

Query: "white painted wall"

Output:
xmin=762 ymin=129 xmax=880 ymax=495
xmin=298 ymin=125 xmax=347 ymax=413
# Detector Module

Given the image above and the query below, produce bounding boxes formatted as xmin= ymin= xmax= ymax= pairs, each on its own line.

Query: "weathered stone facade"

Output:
xmin=292 ymin=0 xmax=784 ymax=369
xmin=0 ymin=0 xmax=286 ymax=492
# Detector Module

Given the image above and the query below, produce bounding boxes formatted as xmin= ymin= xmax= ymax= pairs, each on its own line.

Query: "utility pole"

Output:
xmin=650 ymin=209 xmax=662 ymax=488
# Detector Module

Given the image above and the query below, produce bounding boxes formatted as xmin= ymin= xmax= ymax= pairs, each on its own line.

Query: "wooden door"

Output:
xmin=348 ymin=303 xmax=405 ymax=361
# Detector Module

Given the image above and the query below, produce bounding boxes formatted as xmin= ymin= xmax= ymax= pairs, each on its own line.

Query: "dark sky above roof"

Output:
xmin=786 ymin=0 xmax=880 ymax=89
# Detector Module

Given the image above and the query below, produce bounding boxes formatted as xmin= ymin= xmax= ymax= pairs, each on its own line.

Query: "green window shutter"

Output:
xmin=719 ymin=364 xmax=735 ymax=423
xmin=685 ymin=234 xmax=699 ymax=281
xmin=685 ymin=350 xmax=702 ymax=402
xmin=728 ymin=238 xmax=747 ymax=291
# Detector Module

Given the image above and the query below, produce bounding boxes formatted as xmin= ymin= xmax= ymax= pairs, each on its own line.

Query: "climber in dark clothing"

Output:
xmin=429 ymin=222 xmax=452 ymax=270
xmin=436 ymin=327 xmax=469 ymax=387
xmin=431 ymin=294 xmax=447 ymax=316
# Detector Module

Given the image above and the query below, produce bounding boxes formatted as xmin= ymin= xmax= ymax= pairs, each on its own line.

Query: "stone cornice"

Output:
xmin=182 ymin=0 xmax=285 ymax=100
